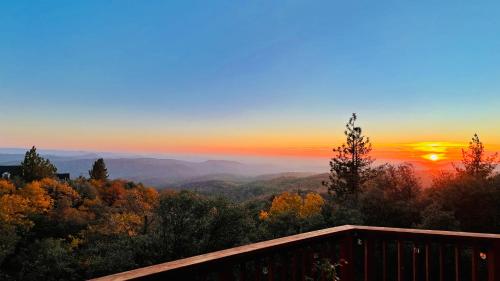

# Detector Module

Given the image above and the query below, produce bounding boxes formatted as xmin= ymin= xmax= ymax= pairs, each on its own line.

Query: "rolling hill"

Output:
xmin=174 ymin=173 xmax=329 ymax=201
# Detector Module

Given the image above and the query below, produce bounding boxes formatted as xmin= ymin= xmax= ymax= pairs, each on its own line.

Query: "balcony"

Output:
xmin=91 ymin=225 xmax=500 ymax=281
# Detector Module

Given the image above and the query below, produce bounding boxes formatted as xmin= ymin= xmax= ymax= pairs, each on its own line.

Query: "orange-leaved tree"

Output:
xmin=260 ymin=191 xmax=325 ymax=220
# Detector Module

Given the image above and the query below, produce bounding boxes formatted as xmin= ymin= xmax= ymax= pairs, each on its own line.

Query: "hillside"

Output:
xmin=175 ymin=173 xmax=329 ymax=201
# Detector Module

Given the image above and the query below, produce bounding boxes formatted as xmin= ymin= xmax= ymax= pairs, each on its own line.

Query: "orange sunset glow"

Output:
xmin=10 ymin=135 xmax=493 ymax=164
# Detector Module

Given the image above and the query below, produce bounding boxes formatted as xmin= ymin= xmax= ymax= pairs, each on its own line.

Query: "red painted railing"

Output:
xmin=90 ymin=225 xmax=500 ymax=281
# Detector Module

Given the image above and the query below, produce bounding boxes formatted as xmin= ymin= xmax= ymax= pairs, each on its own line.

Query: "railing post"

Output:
xmin=340 ymin=236 xmax=354 ymax=281
xmin=425 ymin=244 xmax=430 ymax=281
xmin=412 ymin=243 xmax=419 ymax=281
xmin=488 ymin=241 xmax=500 ymax=281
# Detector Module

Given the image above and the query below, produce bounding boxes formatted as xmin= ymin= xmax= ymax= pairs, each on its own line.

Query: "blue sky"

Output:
xmin=1 ymin=1 xmax=499 ymax=159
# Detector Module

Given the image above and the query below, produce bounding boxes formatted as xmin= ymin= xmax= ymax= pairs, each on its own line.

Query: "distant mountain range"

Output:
xmin=0 ymin=151 xmax=318 ymax=187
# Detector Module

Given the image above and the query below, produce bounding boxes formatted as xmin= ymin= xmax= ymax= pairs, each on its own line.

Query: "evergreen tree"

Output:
xmin=324 ymin=113 xmax=374 ymax=200
xmin=456 ymin=134 xmax=497 ymax=179
xmin=20 ymin=146 xmax=57 ymax=182
xmin=89 ymin=158 xmax=108 ymax=180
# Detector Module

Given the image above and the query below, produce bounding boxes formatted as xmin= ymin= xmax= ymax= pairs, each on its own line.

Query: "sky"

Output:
xmin=1 ymin=1 xmax=499 ymax=170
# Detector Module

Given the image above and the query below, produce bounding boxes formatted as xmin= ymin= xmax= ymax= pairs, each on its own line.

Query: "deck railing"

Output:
xmin=91 ymin=225 xmax=500 ymax=281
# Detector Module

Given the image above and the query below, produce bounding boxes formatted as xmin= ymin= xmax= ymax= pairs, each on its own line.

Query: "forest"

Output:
xmin=0 ymin=115 xmax=499 ymax=280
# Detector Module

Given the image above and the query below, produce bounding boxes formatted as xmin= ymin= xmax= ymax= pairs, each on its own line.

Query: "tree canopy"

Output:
xmin=89 ymin=158 xmax=108 ymax=181
xmin=324 ymin=113 xmax=375 ymax=201
xmin=20 ymin=146 xmax=57 ymax=182
xmin=456 ymin=134 xmax=497 ymax=179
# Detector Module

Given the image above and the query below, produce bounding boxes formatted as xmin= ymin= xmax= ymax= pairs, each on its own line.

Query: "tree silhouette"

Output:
xmin=456 ymin=134 xmax=497 ymax=179
xmin=324 ymin=113 xmax=374 ymax=200
xmin=89 ymin=158 xmax=108 ymax=181
xmin=20 ymin=146 xmax=57 ymax=182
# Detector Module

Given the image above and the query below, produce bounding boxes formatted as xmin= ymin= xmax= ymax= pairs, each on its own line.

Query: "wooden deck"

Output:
xmin=90 ymin=225 xmax=500 ymax=281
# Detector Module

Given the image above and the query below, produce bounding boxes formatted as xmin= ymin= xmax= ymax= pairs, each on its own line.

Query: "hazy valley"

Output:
xmin=0 ymin=151 xmax=329 ymax=201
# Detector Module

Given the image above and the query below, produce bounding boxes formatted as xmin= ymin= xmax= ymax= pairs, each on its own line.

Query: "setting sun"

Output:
xmin=409 ymin=142 xmax=466 ymax=163
xmin=423 ymin=153 xmax=444 ymax=161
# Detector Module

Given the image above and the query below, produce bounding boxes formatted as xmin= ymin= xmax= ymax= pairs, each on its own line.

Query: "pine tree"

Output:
xmin=324 ymin=113 xmax=374 ymax=200
xmin=20 ymin=146 xmax=57 ymax=182
xmin=456 ymin=134 xmax=497 ymax=179
xmin=89 ymin=158 xmax=108 ymax=181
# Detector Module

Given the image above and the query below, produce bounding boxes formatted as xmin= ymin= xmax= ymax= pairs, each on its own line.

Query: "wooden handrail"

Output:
xmin=90 ymin=225 xmax=353 ymax=281
xmin=352 ymin=225 xmax=500 ymax=241
xmin=90 ymin=225 xmax=500 ymax=281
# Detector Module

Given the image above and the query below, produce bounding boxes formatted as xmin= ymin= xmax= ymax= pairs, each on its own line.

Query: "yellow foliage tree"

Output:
xmin=262 ymin=191 xmax=325 ymax=220
xmin=19 ymin=181 xmax=53 ymax=213
xmin=299 ymin=192 xmax=325 ymax=218
xmin=0 ymin=179 xmax=53 ymax=229
xmin=0 ymin=194 xmax=31 ymax=226
xmin=269 ymin=192 xmax=302 ymax=217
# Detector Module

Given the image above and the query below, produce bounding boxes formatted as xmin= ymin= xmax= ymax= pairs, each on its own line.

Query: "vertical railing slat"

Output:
xmin=412 ymin=243 xmax=419 ymax=281
xmin=267 ymin=257 xmax=274 ymax=281
xmin=397 ymin=241 xmax=404 ymax=281
xmin=471 ymin=246 xmax=478 ymax=281
xmin=239 ymin=262 xmax=246 ymax=281
xmin=425 ymin=244 xmax=430 ymax=281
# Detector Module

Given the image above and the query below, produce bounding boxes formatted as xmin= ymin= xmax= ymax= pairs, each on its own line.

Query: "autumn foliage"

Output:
xmin=260 ymin=191 xmax=324 ymax=220
xmin=0 ymin=176 xmax=159 ymax=280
